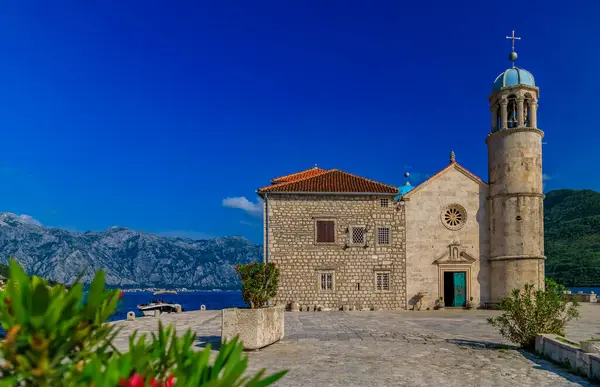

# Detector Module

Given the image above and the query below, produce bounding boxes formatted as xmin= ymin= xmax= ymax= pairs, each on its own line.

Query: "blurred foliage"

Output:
xmin=545 ymin=189 xmax=600 ymax=287
xmin=0 ymin=258 xmax=287 ymax=386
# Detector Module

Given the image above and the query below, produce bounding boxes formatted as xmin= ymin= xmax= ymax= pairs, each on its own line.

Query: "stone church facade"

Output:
xmin=256 ymin=51 xmax=545 ymax=310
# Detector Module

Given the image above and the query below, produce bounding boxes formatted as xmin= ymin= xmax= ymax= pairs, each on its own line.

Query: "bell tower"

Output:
xmin=487 ymin=31 xmax=545 ymax=302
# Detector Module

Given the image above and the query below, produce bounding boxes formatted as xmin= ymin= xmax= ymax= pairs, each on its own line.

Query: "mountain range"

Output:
xmin=0 ymin=213 xmax=262 ymax=289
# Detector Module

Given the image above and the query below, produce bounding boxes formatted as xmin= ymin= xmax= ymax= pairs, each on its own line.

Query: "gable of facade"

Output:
xmin=402 ymin=161 xmax=490 ymax=309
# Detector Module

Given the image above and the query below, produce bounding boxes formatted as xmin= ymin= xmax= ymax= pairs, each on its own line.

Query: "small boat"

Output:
xmin=137 ymin=299 xmax=183 ymax=316
xmin=153 ymin=290 xmax=178 ymax=295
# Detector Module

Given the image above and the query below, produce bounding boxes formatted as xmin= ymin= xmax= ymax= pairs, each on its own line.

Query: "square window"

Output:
xmin=380 ymin=198 xmax=389 ymax=208
xmin=320 ymin=272 xmax=334 ymax=291
xmin=350 ymin=226 xmax=366 ymax=245
xmin=376 ymin=272 xmax=390 ymax=291
xmin=377 ymin=227 xmax=391 ymax=245
xmin=316 ymin=220 xmax=335 ymax=243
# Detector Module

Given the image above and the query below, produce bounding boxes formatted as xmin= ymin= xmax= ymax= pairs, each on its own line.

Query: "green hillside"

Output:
xmin=545 ymin=189 xmax=600 ymax=286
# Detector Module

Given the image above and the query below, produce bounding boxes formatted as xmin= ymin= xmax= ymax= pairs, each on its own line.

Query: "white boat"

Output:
xmin=137 ymin=299 xmax=183 ymax=316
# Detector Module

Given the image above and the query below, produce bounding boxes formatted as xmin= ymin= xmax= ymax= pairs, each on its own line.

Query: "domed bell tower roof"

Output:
xmin=492 ymin=68 xmax=535 ymax=92
xmin=492 ymin=30 xmax=536 ymax=92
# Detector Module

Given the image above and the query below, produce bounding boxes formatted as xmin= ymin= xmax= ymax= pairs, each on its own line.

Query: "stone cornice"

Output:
xmin=314 ymin=264 xmax=343 ymax=271
xmin=488 ymin=84 xmax=539 ymax=102
xmin=489 ymin=255 xmax=546 ymax=261
xmin=485 ymin=127 xmax=544 ymax=144
xmin=488 ymin=192 xmax=545 ymax=199
xmin=434 ymin=251 xmax=476 ymax=266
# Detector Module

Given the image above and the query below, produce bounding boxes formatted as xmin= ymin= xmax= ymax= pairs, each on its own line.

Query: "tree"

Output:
xmin=235 ymin=262 xmax=280 ymax=309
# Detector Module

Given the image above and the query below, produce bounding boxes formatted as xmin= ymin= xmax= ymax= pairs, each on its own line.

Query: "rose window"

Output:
xmin=441 ymin=204 xmax=467 ymax=231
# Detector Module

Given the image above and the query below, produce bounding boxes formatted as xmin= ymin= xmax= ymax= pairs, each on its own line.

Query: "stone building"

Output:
xmin=256 ymin=39 xmax=545 ymax=310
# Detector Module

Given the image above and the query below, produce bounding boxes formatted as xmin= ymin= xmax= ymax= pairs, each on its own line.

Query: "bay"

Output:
xmin=110 ymin=291 xmax=246 ymax=321
xmin=568 ymin=287 xmax=600 ymax=294
xmin=0 ymin=291 xmax=245 ymax=336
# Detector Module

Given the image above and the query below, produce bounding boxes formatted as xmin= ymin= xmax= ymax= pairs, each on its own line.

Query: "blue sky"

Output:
xmin=0 ymin=1 xmax=598 ymax=243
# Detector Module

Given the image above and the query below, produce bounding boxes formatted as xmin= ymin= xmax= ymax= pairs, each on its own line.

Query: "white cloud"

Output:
xmin=222 ymin=197 xmax=263 ymax=217
xmin=19 ymin=214 xmax=42 ymax=226
xmin=542 ymin=174 xmax=552 ymax=191
xmin=240 ymin=220 xmax=258 ymax=227
xmin=157 ymin=230 xmax=216 ymax=240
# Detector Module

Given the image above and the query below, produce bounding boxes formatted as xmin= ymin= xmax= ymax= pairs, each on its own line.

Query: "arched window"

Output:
xmin=496 ymin=104 xmax=501 ymax=131
xmin=524 ymin=93 xmax=533 ymax=127
xmin=507 ymin=95 xmax=518 ymax=128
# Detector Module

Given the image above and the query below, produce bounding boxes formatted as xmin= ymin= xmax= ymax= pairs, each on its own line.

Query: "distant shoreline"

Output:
xmin=117 ymin=289 xmax=242 ymax=293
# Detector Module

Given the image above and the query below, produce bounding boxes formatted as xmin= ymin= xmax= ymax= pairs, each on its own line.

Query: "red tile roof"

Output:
xmin=270 ymin=166 xmax=328 ymax=184
xmin=258 ymin=169 xmax=398 ymax=194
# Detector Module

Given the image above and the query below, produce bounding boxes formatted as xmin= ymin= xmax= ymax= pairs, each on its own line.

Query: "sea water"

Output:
xmin=110 ymin=291 xmax=246 ymax=321
xmin=0 ymin=291 xmax=245 ymax=336
xmin=567 ymin=287 xmax=600 ymax=295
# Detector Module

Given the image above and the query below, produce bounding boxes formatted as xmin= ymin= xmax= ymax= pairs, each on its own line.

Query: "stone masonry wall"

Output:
xmin=265 ymin=194 xmax=406 ymax=310
xmin=404 ymin=165 xmax=490 ymax=309
xmin=487 ymin=126 xmax=545 ymax=301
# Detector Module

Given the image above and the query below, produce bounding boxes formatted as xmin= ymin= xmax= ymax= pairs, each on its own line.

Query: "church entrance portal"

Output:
xmin=443 ymin=271 xmax=467 ymax=307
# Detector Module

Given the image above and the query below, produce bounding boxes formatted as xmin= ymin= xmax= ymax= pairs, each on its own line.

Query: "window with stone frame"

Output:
xmin=379 ymin=198 xmax=389 ymax=208
xmin=350 ymin=226 xmax=366 ymax=245
xmin=377 ymin=227 xmax=391 ymax=245
xmin=315 ymin=220 xmax=335 ymax=243
xmin=375 ymin=272 xmax=391 ymax=291
xmin=319 ymin=272 xmax=334 ymax=292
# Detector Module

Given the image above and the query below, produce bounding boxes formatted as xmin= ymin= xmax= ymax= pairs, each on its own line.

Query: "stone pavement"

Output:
xmin=111 ymin=304 xmax=600 ymax=386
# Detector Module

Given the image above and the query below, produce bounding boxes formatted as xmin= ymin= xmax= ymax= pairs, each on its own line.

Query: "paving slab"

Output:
xmin=109 ymin=304 xmax=600 ymax=386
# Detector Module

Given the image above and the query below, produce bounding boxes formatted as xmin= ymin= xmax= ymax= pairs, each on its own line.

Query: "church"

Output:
xmin=256 ymin=34 xmax=545 ymax=310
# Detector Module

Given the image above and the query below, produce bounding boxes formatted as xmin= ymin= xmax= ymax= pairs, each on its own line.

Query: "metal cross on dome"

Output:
xmin=506 ymin=30 xmax=521 ymax=67
xmin=506 ymin=30 xmax=521 ymax=52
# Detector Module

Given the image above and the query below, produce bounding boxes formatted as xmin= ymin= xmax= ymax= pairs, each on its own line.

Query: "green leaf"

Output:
xmin=248 ymin=370 xmax=288 ymax=387
xmin=31 ymin=282 xmax=50 ymax=317
xmin=86 ymin=270 xmax=106 ymax=309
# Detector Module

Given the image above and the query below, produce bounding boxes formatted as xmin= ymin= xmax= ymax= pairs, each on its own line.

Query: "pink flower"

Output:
xmin=150 ymin=375 xmax=176 ymax=387
xmin=119 ymin=374 xmax=145 ymax=387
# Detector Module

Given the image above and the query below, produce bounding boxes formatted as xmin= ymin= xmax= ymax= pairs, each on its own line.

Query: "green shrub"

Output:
xmin=487 ymin=278 xmax=580 ymax=350
xmin=0 ymin=259 xmax=287 ymax=386
xmin=235 ymin=262 xmax=280 ymax=309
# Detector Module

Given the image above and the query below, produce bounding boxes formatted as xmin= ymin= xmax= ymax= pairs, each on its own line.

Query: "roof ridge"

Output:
xmin=259 ymin=169 xmax=334 ymax=192
xmin=257 ymin=168 xmax=398 ymax=194
xmin=332 ymin=169 xmax=398 ymax=191
xmin=271 ymin=166 xmax=327 ymax=183
xmin=453 ymin=162 xmax=487 ymax=185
